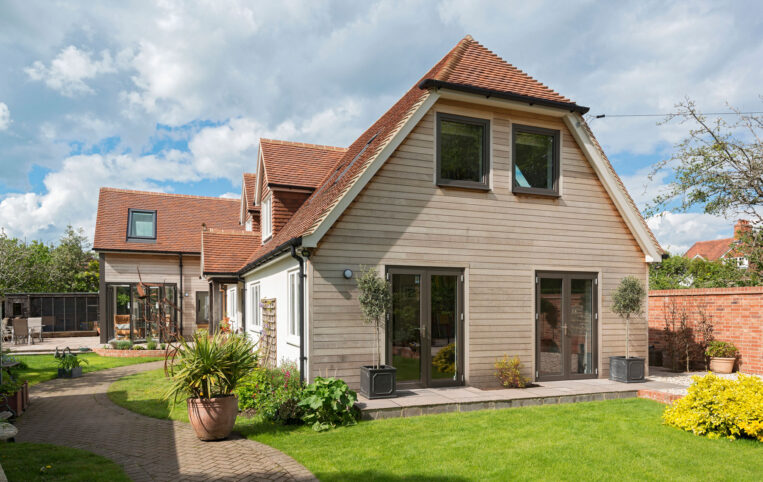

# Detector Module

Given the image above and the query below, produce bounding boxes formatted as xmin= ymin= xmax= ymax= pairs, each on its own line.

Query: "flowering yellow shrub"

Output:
xmin=663 ymin=373 xmax=763 ymax=441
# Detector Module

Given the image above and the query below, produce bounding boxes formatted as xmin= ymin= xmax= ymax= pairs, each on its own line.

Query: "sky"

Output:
xmin=1 ymin=0 xmax=761 ymax=253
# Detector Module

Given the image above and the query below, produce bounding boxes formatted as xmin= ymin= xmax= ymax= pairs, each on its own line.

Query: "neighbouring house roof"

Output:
xmin=201 ymin=228 xmax=259 ymax=275
xmin=94 ymin=188 xmax=241 ymax=254
xmin=260 ymin=139 xmax=347 ymax=190
xmin=685 ymin=238 xmax=736 ymax=260
xmin=236 ymin=35 xmax=661 ymax=274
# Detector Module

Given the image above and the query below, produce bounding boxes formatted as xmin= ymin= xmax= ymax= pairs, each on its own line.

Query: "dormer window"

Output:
xmin=436 ymin=113 xmax=490 ymax=190
xmin=512 ymin=124 xmax=560 ymax=196
xmin=127 ymin=209 xmax=157 ymax=241
xmin=261 ymin=196 xmax=272 ymax=241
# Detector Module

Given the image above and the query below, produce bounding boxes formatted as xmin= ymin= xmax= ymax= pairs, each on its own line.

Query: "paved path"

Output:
xmin=15 ymin=362 xmax=316 ymax=481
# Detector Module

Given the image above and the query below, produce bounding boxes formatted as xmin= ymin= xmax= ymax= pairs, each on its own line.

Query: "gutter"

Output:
xmin=290 ymin=244 xmax=307 ymax=385
xmin=418 ymin=79 xmax=590 ymax=114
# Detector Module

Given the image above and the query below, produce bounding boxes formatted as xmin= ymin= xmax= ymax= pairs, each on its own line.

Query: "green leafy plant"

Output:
xmin=146 ymin=336 xmax=157 ymax=350
xmin=236 ymin=361 xmax=303 ymax=424
xmin=164 ymin=330 xmax=258 ymax=401
xmin=706 ymin=341 xmax=738 ymax=358
xmin=160 ymin=343 xmax=166 ymax=350
xmin=56 ymin=354 xmax=89 ymax=371
xmin=357 ymin=266 xmax=391 ymax=368
xmin=663 ymin=373 xmax=763 ymax=441
xmin=432 ymin=343 xmax=456 ymax=374
xmin=298 ymin=377 xmax=358 ymax=431
xmin=132 ymin=345 xmax=146 ymax=350
xmin=495 ymin=355 xmax=529 ymax=388
xmin=0 ymin=377 xmax=23 ymax=396
xmin=612 ymin=276 xmax=646 ymax=358
xmin=110 ymin=340 xmax=133 ymax=350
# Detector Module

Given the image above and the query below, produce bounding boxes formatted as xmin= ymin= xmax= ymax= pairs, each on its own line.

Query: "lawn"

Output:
xmin=109 ymin=368 xmax=763 ymax=481
xmin=9 ymin=353 xmax=163 ymax=386
xmin=0 ymin=442 xmax=130 ymax=481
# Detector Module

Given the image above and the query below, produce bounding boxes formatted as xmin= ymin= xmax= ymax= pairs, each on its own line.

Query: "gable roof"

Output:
xmin=201 ymin=228 xmax=259 ymax=274
xmin=259 ymin=139 xmax=346 ymax=190
xmin=242 ymin=173 xmax=257 ymax=207
xmin=94 ymin=188 xmax=241 ymax=254
xmin=685 ymin=238 xmax=735 ymax=260
xmin=237 ymin=35 xmax=661 ymax=274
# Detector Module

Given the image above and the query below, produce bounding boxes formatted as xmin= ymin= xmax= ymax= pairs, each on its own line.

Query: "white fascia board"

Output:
xmin=239 ymin=250 xmax=292 ymax=279
xmin=254 ymin=148 xmax=264 ymax=206
xmin=563 ymin=114 xmax=661 ymax=263
xmin=302 ymin=92 xmax=440 ymax=248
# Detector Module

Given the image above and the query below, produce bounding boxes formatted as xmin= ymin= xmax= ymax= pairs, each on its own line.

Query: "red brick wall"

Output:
xmin=648 ymin=287 xmax=763 ymax=374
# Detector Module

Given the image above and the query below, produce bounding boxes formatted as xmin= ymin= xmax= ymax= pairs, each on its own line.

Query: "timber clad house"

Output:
xmin=93 ymin=36 xmax=663 ymax=389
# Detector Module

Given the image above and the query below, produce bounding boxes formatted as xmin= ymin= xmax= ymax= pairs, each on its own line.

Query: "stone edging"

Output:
xmin=93 ymin=348 xmax=167 ymax=358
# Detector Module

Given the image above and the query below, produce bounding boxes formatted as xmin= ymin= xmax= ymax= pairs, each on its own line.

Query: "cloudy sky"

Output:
xmin=1 ymin=0 xmax=761 ymax=253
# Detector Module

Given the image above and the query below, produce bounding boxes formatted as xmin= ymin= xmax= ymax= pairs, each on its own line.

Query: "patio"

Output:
xmin=357 ymin=377 xmax=684 ymax=419
xmin=4 ymin=336 xmax=101 ymax=354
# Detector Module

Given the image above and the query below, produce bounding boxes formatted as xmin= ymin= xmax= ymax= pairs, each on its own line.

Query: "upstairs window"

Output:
xmin=245 ymin=218 xmax=252 ymax=232
xmin=512 ymin=124 xmax=560 ymax=196
xmin=127 ymin=209 xmax=156 ymax=241
xmin=288 ymin=270 xmax=300 ymax=338
xmin=436 ymin=113 xmax=490 ymax=190
xmin=261 ymin=196 xmax=272 ymax=241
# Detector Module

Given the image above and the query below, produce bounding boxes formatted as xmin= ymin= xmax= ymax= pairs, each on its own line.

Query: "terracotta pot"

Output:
xmin=709 ymin=357 xmax=735 ymax=374
xmin=187 ymin=395 xmax=238 ymax=441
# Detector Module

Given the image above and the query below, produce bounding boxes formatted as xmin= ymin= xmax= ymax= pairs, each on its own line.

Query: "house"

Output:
xmin=93 ymin=188 xmax=242 ymax=343
xmin=95 ymin=36 xmax=663 ymax=388
xmin=684 ymin=220 xmax=751 ymax=268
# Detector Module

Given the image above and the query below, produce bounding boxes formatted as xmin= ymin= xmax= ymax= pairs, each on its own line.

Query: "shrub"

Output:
xmin=160 ymin=343 xmax=166 ymax=350
xmin=298 ymin=377 xmax=358 ymax=431
xmin=432 ymin=343 xmax=456 ymax=374
xmin=56 ymin=353 xmax=89 ymax=370
xmin=495 ymin=355 xmax=529 ymax=388
xmin=236 ymin=361 xmax=303 ymax=424
xmin=132 ymin=345 xmax=146 ymax=350
xmin=706 ymin=341 xmax=738 ymax=358
xmin=663 ymin=373 xmax=763 ymax=441
xmin=112 ymin=340 xmax=133 ymax=350
xmin=146 ymin=336 xmax=157 ymax=350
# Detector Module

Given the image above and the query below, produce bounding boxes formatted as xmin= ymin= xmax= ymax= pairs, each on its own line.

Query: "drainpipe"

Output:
xmin=290 ymin=244 xmax=307 ymax=384
xmin=179 ymin=254 xmax=183 ymax=338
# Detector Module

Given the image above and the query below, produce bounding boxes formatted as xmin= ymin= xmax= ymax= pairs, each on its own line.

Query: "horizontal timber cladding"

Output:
xmin=308 ymin=99 xmax=648 ymax=389
xmin=102 ymin=252 xmax=208 ymax=336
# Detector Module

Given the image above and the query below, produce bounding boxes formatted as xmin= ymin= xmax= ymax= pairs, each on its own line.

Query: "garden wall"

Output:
xmin=648 ymin=287 xmax=763 ymax=374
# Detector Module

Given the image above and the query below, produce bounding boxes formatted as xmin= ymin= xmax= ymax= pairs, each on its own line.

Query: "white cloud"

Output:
xmin=647 ymin=212 xmax=734 ymax=255
xmin=0 ymin=102 xmax=10 ymax=130
xmin=25 ymin=45 xmax=124 ymax=96
xmin=219 ymin=192 xmax=239 ymax=199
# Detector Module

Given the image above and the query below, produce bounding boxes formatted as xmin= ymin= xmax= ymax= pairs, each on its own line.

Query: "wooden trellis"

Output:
xmin=260 ymin=298 xmax=277 ymax=368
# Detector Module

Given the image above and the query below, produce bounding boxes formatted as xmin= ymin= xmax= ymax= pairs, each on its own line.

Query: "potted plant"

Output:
xmin=165 ymin=330 xmax=258 ymax=441
xmin=56 ymin=353 xmax=88 ymax=378
xmin=610 ymin=276 xmax=647 ymax=383
xmin=706 ymin=341 xmax=737 ymax=374
xmin=357 ymin=266 xmax=396 ymax=399
xmin=0 ymin=378 xmax=23 ymax=415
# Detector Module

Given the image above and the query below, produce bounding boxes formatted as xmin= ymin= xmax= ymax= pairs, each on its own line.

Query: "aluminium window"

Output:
xmin=261 ymin=196 xmax=272 ymax=241
xmin=127 ymin=209 xmax=157 ymax=240
xmin=512 ymin=124 xmax=560 ymax=196
xmin=287 ymin=270 xmax=300 ymax=338
xmin=436 ymin=113 xmax=490 ymax=190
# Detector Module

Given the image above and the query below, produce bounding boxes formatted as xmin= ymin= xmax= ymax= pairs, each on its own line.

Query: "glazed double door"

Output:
xmin=387 ymin=267 xmax=464 ymax=388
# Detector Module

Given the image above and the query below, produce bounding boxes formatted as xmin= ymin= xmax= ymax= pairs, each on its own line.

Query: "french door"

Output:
xmin=536 ymin=272 xmax=598 ymax=381
xmin=387 ymin=267 xmax=464 ymax=388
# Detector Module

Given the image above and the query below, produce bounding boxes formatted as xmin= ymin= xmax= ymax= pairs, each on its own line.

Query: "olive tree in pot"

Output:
xmin=610 ymin=276 xmax=647 ymax=383
xmin=165 ymin=330 xmax=258 ymax=441
xmin=358 ymin=266 xmax=396 ymax=399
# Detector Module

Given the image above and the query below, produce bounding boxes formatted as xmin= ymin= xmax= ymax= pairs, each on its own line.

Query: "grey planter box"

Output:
xmin=360 ymin=365 xmax=397 ymax=399
xmin=609 ymin=356 xmax=645 ymax=383
xmin=58 ymin=366 xmax=83 ymax=378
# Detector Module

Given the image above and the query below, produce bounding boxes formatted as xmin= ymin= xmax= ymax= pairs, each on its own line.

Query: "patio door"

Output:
xmin=536 ymin=272 xmax=598 ymax=381
xmin=387 ymin=267 xmax=464 ymax=388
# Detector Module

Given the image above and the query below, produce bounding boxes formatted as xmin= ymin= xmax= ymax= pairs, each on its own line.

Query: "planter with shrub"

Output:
xmin=705 ymin=341 xmax=738 ymax=374
xmin=609 ymin=276 xmax=646 ymax=383
xmin=165 ymin=330 xmax=258 ymax=441
xmin=357 ymin=266 xmax=397 ymax=399
xmin=56 ymin=353 xmax=88 ymax=378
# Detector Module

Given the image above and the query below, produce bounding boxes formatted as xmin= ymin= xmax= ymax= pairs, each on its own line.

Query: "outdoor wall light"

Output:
xmin=343 ymin=269 xmax=353 ymax=279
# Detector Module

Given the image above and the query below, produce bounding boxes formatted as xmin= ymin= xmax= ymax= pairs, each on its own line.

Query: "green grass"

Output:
xmin=10 ymin=353 xmax=163 ymax=386
xmin=109 ymin=368 xmax=763 ymax=481
xmin=0 ymin=442 xmax=130 ymax=481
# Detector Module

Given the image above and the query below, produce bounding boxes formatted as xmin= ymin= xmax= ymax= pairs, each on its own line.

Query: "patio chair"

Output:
xmin=114 ymin=315 xmax=131 ymax=339
xmin=12 ymin=317 xmax=28 ymax=345
xmin=28 ymin=317 xmax=44 ymax=344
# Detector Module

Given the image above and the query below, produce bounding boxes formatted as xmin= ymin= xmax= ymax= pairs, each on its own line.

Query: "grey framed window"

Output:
xmin=512 ymin=124 xmax=560 ymax=196
xmin=436 ymin=113 xmax=490 ymax=190
xmin=127 ymin=209 xmax=157 ymax=241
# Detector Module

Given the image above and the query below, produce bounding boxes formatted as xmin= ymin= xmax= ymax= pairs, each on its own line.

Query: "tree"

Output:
xmin=649 ymin=254 xmax=755 ymax=289
xmin=357 ymin=266 xmax=391 ymax=368
xmin=646 ymin=99 xmax=763 ymax=278
xmin=611 ymin=276 xmax=646 ymax=359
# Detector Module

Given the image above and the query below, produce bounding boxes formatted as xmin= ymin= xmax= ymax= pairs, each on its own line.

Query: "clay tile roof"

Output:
xmin=685 ymin=238 xmax=735 ymax=260
xmin=243 ymin=173 xmax=257 ymax=207
xmin=202 ymin=229 xmax=260 ymax=274
xmin=260 ymin=139 xmax=347 ymax=189
xmin=94 ymin=188 xmax=241 ymax=254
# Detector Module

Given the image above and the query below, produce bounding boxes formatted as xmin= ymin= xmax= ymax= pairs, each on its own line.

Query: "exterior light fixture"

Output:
xmin=343 ymin=269 xmax=353 ymax=279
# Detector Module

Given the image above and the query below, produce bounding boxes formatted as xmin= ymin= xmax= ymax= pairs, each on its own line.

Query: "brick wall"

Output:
xmin=648 ymin=287 xmax=763 ymax=374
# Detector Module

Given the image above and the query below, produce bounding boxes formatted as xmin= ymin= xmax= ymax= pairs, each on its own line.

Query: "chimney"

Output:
xmin=734 ymin=219 xmax=751 ymax=239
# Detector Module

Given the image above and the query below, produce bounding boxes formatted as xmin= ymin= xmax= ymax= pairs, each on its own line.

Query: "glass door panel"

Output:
xmin=391 ymin=273 xmax=422 ymax=383
xmin=430 ymin=275 xmax=458 ymax=381
xmin=538 ymin=278 xmax=563 ymax=378
xmin=569 ymin=279 xmax=594 ymax=375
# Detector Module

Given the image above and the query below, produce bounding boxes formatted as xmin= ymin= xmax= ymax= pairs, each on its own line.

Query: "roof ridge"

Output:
xmin=434 ymin=35 xmax=473 ymax=82
xmin=260 ymin=138 xmax=347 ymax=152
xmin=203 ymin=228 xmax=258 ymax=236
xmin=100 ymin=187 xmax=240 ymax=202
